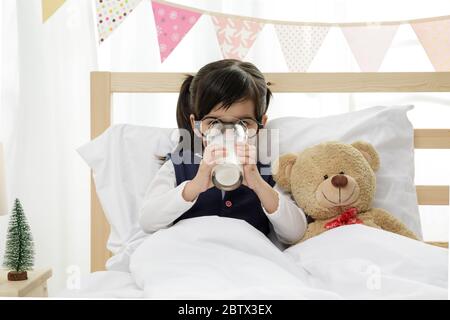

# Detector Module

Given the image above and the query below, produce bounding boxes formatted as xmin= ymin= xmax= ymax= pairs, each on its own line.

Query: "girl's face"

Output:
xmin=189 ymin=99 xmax=268 ymax=144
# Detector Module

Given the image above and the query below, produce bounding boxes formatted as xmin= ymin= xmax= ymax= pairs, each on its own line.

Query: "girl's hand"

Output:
xmin=236 ymin=142 xmax=279 ymax=214
xmin=235 ymin=142 xmax=265 ymax=191
xmin=195 ymin=144 xmax=228 ymax=192
xmin=182 ymin=144 xmax=226 ymax=201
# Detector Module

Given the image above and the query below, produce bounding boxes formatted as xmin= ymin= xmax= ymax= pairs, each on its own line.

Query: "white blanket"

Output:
xmin=284 ymin=224 xmax=448 ymax=299
xmin=61 ymin=216 xmax=447 ymax=299
xmin=127 ymin=216 xmax=447 ymax=299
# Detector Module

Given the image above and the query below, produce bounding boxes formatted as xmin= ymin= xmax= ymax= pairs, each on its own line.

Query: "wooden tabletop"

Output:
xmin=0 ymin=268 xmax=52 ymax=297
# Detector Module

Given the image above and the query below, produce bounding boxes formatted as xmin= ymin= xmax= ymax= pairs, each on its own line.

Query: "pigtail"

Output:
xmin=176 ymin=74 xmax=195 ymax=132
xmin=175 ymin=74 xmax=198 ymax=153
xmin=156 ymin=74 xmax=195 ymax=162
xmin=265 ymin=86 xmax=273 ymax=114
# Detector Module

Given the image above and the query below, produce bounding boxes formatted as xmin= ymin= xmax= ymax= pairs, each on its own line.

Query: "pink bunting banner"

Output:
xmin=93 ymin=0 xmax=450 ymax=70
xmin=152 ymin=1 xmax=202 ymax=62
xmin=341 ymin=24 xmax=398 ymax=72
xmin=96 ymin=0 xmax=143 ymax=43
xmin=274 ymin=25 xmax=329 ymax=72
xmin=411 ymin=18 xmax=450 ymax=71
xmin=211 ymin=16 xmax=264 ymax=60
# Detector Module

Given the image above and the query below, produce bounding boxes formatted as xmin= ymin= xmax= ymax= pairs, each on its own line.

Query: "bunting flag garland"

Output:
xmin=152 ymin=1 xmax=202 ymax=63
xmin=341 ymin=24 xmax=398 ymax=71
xmin=42 ymin=0 xmax=66 ymax=22
xmin=211 ymin=16 xmax=264 ymax=60
xmin=87 ymin=0 xmax=450 ymax=70
xmin=274 ymin=25 xmax=329 ymax=72
xmin=411 ymin=18 xmax=450 ymax=71
xmin=95 ymin=0 xmax=143 ymax=43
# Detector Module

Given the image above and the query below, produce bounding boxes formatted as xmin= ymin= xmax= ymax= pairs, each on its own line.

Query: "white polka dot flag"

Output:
xmin=411 ymin=18 xmax=450 ymax=71
xmin=96 ymin=0 xmax=143 ymax=44
xmin=274 ymin=25 xmax=329 ymax=72
xmin=341 ymin=24 xmax=398 ymax=72
xmin=151 ymin=1 xmax=202 ymax=63
xmin=211 ymin=16 xmax=264 ymax=60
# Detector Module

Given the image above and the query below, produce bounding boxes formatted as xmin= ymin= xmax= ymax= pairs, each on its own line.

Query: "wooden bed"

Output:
xmin=90 ymin=71 xmax=450 ymax=272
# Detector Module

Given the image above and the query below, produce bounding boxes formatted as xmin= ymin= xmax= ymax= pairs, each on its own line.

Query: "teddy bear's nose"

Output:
xmin=331 ymin=174 xmax=348 ymax=188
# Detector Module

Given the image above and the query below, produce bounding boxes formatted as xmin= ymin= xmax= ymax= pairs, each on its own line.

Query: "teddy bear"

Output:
xmin=272 ymin=141 xmax=418 ymax=242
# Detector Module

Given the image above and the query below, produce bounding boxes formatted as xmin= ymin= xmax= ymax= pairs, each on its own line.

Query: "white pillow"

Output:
xmin=77 ymin=124 xmax=179 ymax=255
xmin=263 ymin=105 xmax=421 ymax=238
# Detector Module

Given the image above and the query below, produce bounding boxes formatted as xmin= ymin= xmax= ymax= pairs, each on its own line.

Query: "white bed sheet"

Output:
xmin=59 ymin=217 xmax=447 ymax=299
xmin=60 ymin=271 xmax=143 ymax=298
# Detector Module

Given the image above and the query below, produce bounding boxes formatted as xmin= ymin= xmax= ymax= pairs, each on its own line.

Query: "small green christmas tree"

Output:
xmin=3 ymin=198 xmax=34 ymax=281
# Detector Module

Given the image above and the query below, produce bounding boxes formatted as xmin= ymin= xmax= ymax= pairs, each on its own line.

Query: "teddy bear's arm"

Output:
xmin=300 ymin=221 xmax=328 ymax=242
xmin=367 ymin=208 xmax=418 ymax=240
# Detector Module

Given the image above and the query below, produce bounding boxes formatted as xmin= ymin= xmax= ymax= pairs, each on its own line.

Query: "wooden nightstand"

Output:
xmin=0 ymin=268 xmax=52 ymax=297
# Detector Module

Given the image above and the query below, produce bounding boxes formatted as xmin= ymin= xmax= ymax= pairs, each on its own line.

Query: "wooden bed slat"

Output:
xmin=264 ymin=72 xmax=450 ymax=92
xmin=416 ymin=185 xmax=450 ymax=206
xmin=425 ymin=242 xmax=449 ymax=248
xmin=414 ymin=129 xmax=450 ymax=149
xmin=110 ymin=72 xmax=450 ymax=93
xmin=111 ymin=72 xmax=184 ymax=93
xmin=91 ymin=72 xmax=113 ymax=272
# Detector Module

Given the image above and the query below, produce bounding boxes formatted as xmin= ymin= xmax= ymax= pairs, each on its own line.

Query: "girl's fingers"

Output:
xmin=205 ymin=155 xmax=226 ymax=166
xmin=204 ymin=143 xmax=257 ymax=165
xmin=206 ymin=144 xmax=226 ymax=154
xmin=235 ymin=145 xmax=257 ymax=160
xmin=236 ymin=150 xmax=256 ymax=158
xmin=235 ymin=143 xmax=256 ymax=152
xmin=204 ymin=145 xmax=227 ymax=163
xmin=237 ymin=156 xmax=257 ymax=165
xmin=211 ymin=149 xmax=227 ymax=157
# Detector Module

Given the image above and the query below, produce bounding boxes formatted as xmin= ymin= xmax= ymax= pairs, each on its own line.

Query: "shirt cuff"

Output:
xmin=262 ymin=189 xmax=285 ymax=219
xmin=175 ymin=180 xmax=199 ymax=211
xmin=262 ymin=188 xmax=307 ymax=244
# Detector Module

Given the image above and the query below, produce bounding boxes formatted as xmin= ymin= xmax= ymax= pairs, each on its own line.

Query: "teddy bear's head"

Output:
xmin=273 ymin=141 xmax=380 ymax=220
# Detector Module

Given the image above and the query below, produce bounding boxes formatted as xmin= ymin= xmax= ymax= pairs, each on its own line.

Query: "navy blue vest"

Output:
xmin=167 ymin=149 xmax=275 ymax=235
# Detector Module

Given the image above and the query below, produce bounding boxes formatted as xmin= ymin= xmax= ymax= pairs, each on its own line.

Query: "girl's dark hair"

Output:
xmin=176 ymin=59 xmax=272 ymax=150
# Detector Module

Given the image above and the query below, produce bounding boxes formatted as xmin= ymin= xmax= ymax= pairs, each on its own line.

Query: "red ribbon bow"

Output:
xmin=324 ymin=207 xmax=362 ymax=230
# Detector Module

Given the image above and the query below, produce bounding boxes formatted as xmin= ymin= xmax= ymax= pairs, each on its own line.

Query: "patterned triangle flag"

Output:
xmin=341 ymin=24 xmax=398 ymax=71
xmin=411 ymin=19 xmax=450 ymax=71
xmin=152 ymin=1 xmax=202 ymax=63
xmin=42 ymin=0 xmax=66 ymax=22
xmin=211 ymin=16 xmax=264 ymax=60
xmin=275 ymin=25 xmax=329 ymax=72
xmin=96 ymin=0 xmax=143 ymax=43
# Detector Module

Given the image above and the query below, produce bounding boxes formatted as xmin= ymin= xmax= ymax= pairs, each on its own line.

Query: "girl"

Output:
xmin=139 ymin=59 xmax=307 ymax=245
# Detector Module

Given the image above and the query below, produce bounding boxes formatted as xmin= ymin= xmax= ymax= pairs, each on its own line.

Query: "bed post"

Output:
xmin=90 ymin=72 xmax=112 ymax=272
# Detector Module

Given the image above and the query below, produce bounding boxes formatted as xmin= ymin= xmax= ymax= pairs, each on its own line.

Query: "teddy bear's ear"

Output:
xmin=351 ymin=141 xmax=380 ymax=172
xmin=272 ymin=153 xmax=297 ymax=192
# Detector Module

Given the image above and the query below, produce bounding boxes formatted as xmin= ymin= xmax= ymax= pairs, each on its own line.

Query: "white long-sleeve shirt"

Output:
xmin=139 ymin=160 xmax=307 ymax=244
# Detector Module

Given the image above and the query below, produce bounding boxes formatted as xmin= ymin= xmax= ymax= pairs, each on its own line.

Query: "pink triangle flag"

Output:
xmin=341 ymin=24 xmax=398 ymax=71
xmin=411 ymin=18 xmax=450 ymax=71
xmin=96 ymin=0 xmax=143 ymax=43
xmin=152 ymin=1 xmax=202 ymax=63
xmin=211 ymin=16 xmax=264 ymax=60
xmin=274 ymin=25 xmax=329 ymax=72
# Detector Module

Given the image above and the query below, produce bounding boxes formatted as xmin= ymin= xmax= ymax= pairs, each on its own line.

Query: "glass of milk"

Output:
xmin=206 ymin=121 xmax=248 ymax=191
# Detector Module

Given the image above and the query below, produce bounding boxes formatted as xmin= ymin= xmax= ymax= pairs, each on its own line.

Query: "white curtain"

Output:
xmin=0 ymin=0 xmax=96 ymax=294
xmin=0 ymin=0 xmax=449 ymax=295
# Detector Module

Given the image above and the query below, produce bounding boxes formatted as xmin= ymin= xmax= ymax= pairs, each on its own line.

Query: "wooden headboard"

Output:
xmin=90 ymin=71 xmax=450 ymax=272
